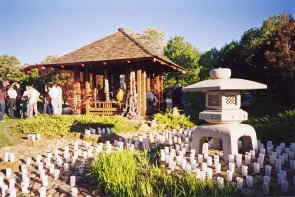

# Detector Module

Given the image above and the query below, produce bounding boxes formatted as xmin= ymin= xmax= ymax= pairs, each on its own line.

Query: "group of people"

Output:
xmin=0 ymin=81 xmax=63 ymax=122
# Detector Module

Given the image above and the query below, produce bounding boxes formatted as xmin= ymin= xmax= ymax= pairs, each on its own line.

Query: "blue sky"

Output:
xmin=0 ymin=0 xmax=294 ymax=65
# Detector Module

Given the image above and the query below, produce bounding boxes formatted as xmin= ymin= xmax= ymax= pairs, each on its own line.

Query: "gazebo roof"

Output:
xmin=43 ymin=28 xmax=185 ymax=72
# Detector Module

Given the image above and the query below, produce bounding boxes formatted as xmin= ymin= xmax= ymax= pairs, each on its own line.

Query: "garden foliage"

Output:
xmin=247 ymin=110 xmax=295 ymax=144
xmin=10 ymin=115 xmax=140 ymax=139
xmin=90 ymin=149 xmax=239 ymax=197
xmin=153 ymin=107 xmax=194 ymax=129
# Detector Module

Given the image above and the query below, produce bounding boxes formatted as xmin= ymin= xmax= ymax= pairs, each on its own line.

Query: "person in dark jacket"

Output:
xmin=13 ymin=82 xmax=23 ymax=118
xmin=0 ymin=81 xmax=7 ymax=122
xmin=3 ymin=81 xmax=9 ymax=116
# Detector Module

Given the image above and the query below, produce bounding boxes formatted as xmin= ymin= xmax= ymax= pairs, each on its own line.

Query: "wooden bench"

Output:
xmin=88 ymin=101 xmax=125 ymax=116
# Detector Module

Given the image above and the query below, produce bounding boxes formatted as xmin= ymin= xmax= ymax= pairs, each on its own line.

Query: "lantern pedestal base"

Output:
xmin=192 ymin=123 xmax=258 ymax=161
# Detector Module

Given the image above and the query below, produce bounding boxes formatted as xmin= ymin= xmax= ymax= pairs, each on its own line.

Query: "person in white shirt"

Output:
xmin=49 ymin=83 xmax=61 ymax=115
xmin=57 ymin=85 xmax=63 ymax=115
xmin=28 ymin=86 xmax=40 ymax=118
xmin=7 ymin=85 xmax=17 ymax=118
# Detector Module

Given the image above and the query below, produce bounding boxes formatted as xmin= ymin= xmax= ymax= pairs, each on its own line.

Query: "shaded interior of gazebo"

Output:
xmin=41 ymin=28 xmax=185 ymax=117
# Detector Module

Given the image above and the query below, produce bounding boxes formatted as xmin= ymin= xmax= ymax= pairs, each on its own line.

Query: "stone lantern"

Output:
xmin=183 ymin=68 xmax=267 ymax=161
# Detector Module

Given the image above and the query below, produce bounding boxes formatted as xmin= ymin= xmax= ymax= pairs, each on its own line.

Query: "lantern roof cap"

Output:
xmin=183 ymin=68 xmax=267 ymax=92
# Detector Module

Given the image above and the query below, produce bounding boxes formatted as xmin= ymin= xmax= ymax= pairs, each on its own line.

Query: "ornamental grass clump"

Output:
xmin=90 ymin=150 xmax=138 ymax=196
xmin=90 ymin=149 xmax=239 ymax=197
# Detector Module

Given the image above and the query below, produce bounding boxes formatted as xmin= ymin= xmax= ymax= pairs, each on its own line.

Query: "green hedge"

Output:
xmin=10 ymin=115 xmax=140 ymax=139
xmin=247 ymin=110 xmax=295 ymax=144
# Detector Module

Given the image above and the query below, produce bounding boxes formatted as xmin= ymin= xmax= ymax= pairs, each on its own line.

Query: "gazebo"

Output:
xmin=39 ymin=28 xmax=185 ymax=117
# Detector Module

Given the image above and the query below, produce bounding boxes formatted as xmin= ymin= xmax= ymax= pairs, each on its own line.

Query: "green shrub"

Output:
xmin=243 ymin=94 xmax=287 ymax=117
xmin=10 ymin=114 xmax=141 ymax=139
xmin=154 ymin=107 xmax=195 ymax=129
xmin=11 ymin=115 xmax=77 ymax=139
xmin=90 ymin=149 xmax=239 ymax=197
xmin=247 ymin=110 xmax=295 ymax=144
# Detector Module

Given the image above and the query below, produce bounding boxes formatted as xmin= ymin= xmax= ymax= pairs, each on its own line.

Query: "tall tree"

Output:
xmin=126 ymin=27 xmax=166 ymax=53
xmin=200 ymin=13 xmax=295 ymax=108
xmin=41 ymin=54 xmax=60 ymax=64
xmin=0 ymin=55 xmax=26 ymax=82
xmin=198 ymin=48 xmax=221 ymax=80
xmin=164 ymin=36 xmax=201 ymax=87
xmin=263 ymin=13 xmax=295 ymax=107
xmin=264 ymin=13 xmax=295 ymax=79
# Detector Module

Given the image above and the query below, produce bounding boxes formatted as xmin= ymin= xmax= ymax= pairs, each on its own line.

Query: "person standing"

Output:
xmin=21 ymin=86 xmax=30 ymax=118
xmin=57 ymin=84 xmax=63 ymax=115
xmin=49 ymin=83 xmax=61 ymax=115
xmin=3 ymin=81 xmax=9 ymax=116
xmin=0 ymin=82 xmax=6 ymax=122
xmin=28 ymin=86 xmax=40 ymax=118
xmin=13 ymin=82 xmax=23 ymax=118
xmin=7 ymin=85 xmax=17 ymax=118
xmin=43 ymin=84 xmax=52 ymax=114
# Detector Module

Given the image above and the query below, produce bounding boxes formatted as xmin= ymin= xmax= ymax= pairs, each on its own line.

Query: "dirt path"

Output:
xmin=3 ymin=126 xmax=15 ymax=143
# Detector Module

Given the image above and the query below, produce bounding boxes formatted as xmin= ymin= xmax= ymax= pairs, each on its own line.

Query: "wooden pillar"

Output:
xmin=136 ymin=69 xmax=142 ymax=115
xmin=155 ymin=74 xmax=160 ymax=110
xmin=74 ymin=66 xmax=79 ymax=80
xmin=74 ymin=80 xmax=81 ymax=114
xmin=125 ymin=67 xmax=130 ymax=91
xmin=160 ymin=74 xmax=164 ymax=104
xmin=104 ymin=66 xmax=110 ymax=101
xmin=89 ymin=73 xmax=93 ymax=89
xmin=113 ymin=74 xmax=120 ymax=100
xmin=73 ymin=66 xmax=81 ymax=114
xmin=141 ymin=70 xmax=147 ymax=117
xmin=125 ymin=66 xmax=130 ymax=102
xmin=80 ymin=72 xmax=83 ymax=84
xmin=92 ymin=72 xmax=97 ymax=89
xmin=92 ymin=73 xmax=97 ymax=103
xmin=83 ymin=68 xmax=87 ymax=85
xmin=109 ymin=75 xmax=113 ymax=94
xmin=85 ymin=66 xmax=90 ymax=115
xmin=146 ymin=74 xmax=151 ymax=92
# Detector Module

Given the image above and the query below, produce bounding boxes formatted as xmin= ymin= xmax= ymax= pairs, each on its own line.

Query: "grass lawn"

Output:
xmin=0 ymin=116 xmax=22 ymax=147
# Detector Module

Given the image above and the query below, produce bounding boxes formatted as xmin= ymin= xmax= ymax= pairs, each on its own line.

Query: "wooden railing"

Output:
xmin=87 ymin=101 xmax=125 ymax=116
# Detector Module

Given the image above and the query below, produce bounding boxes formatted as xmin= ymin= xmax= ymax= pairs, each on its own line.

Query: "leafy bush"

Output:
xmin=10 ymin=114 xmax=141 ymax=139
xmin=90 ymin=149 xmax=239 ymax=197
xmin=247 ymin=110 xmax=295 ymax=144
xmin=11 ymin=115 xmax=77 ymax=139
xmin=154 ymin=107 xmax=194 ymax=129
xmin=243 ymin=94 xmax=288 ymax=117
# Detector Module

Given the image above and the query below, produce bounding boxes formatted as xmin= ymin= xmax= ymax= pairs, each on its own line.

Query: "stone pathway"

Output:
xmin=0 ymin=128 xmax=295 ymax=196
xmin=0 ymin=139 xmax=99 ymax=197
